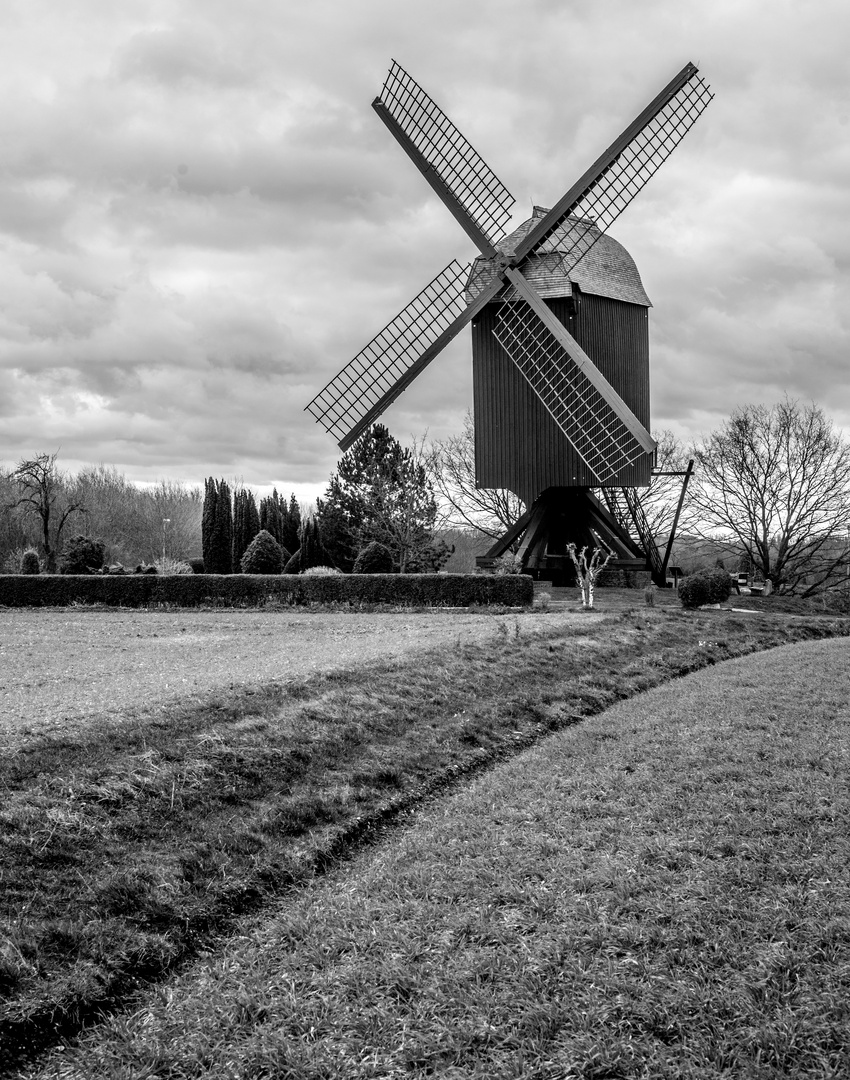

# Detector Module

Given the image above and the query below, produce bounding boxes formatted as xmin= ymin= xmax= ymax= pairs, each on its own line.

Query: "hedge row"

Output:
xmin=0 ymin=573 xmax=534 ymax=609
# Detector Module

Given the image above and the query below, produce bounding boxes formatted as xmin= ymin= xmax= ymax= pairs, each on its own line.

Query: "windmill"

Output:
xmin=306 ymin=60 xmax=712 ymax=583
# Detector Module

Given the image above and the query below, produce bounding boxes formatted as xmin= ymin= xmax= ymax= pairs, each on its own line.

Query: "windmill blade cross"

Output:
xmin=513 ymin=62 xmax=713 ymax=275
xmin=374 ymin=61 xmax=515 ymax=254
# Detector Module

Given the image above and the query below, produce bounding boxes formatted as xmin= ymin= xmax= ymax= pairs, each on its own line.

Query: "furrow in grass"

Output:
xmin=1 ymin=607 xmax=848 ymax=1075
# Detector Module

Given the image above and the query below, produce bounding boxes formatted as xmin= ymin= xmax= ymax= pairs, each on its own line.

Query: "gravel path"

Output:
xmin=0 ymin=608 xmax=565 ymax=738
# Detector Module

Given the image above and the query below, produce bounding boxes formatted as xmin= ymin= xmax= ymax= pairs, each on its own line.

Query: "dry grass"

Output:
xmin=1 ymin=597 xmax=848 ymax=1075
xmin=25 ymin=638 xmax=850 ymax=1079
xmin=0 ymin=607 xmax=565 ymax=737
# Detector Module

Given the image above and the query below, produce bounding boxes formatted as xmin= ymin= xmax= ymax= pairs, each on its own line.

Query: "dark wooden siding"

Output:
xmin=473 ymin=291 xmax=651 ymax=506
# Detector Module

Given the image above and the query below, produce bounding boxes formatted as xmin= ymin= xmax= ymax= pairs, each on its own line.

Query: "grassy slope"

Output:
xmin=28 ymin=636 xmax=850 ymax=1080
xmin=2 ymin=601 xmax=849 ymax=1074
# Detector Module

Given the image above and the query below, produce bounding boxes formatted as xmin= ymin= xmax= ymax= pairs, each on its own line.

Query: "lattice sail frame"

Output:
xmin=493 ymin=300 xmax=649 ymax=484
xmin=378 ymin=61 xmax=515 ymax=246
xmin=549 ymin=70 xmax=713 ymax=276
xmin=306 ymin=261 xmax=470 ymax=446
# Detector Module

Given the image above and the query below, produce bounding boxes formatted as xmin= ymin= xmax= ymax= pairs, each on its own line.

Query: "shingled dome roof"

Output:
xmin=465 ymin=206 xmax=651 ymax=308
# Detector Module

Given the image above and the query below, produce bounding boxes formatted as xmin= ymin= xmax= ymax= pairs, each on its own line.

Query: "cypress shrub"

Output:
xmin=353 ymin=541 xmax=394 ymax=574
xmin=282 ymin=549 xmax=302 ymax=575
xmin=20 ymin=549 xmax=41 ymax=575
xmin=240 ymin=530 xmax=284 ymax=574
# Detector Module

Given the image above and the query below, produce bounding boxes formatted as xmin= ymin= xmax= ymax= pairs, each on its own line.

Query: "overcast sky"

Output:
xmin=1 ymin=0 xmax=848 ymax=503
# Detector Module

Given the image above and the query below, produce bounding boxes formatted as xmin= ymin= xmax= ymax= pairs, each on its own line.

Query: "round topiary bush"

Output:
xmin=353 ymin=541 xmax=394 ymax=574
xmin=240 ymin=529 xmax=283 ymax=574
xmin=20 ymin=549 xmax=41 ymax=575
xmin=679 ymin=567 xmax=732 ymax=609
xmin=58 ymin=535 xmax=106 ymax=575
xmin=302 ymin=565 xmax=342 ymax=576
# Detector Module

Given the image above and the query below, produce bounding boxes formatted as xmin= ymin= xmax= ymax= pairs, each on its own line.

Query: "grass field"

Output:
xmin=23 ymin=635 xmax=850 ymax=1080
xmin=2 ymin=596 xmax=849 ymax=1076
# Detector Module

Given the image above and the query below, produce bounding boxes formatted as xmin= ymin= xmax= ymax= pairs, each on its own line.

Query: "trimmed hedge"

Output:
xmin=0 ymin=573 xmax=534 ymax=609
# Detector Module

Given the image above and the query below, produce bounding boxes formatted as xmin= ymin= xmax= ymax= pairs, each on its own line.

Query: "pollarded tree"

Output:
xmin=688 ymin=399 xmax=850 ymax=595
xmin=4 ymin=451 xmax=87 ymax=572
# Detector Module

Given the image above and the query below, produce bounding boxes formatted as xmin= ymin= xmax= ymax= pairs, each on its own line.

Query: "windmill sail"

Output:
xmin=375 ymin=61 xmax=515 ymax=251
xmin=513 ymin=62 xmax=713 ymax=275
xmin=492 ymin=297 xmax=653 ymax=484
xmin=307 ymin=261 xmax=502 ymax=450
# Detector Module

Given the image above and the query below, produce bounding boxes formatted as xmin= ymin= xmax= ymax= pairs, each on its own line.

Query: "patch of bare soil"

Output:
xmin=0 ymin=607 xmax=568 ymax=739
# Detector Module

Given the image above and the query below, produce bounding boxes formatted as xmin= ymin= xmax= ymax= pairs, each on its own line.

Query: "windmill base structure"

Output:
xmin=306 ymin=60 xmax=712 ymax=587
xmin=475 ymin=488 xmax=647 ymax=583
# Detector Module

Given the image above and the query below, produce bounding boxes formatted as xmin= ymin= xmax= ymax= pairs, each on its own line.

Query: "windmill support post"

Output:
xmin=660 ymin=459 xmax=695 ymax=583
xmin=477 ymin=487 xmax=648 ymax=586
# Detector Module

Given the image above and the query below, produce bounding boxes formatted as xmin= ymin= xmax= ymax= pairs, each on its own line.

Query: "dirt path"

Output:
xmin=0 ymin=607 xmax=566 ymax=738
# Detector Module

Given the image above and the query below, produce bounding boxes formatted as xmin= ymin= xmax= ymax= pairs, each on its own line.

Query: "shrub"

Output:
xmin=58 ymin=535 xmax=106 ymax=575
xmin=679 ymin=567 xmax=732 ymax=609
xmin=492 ymin=551 xmax=524 ymax=575
xmin=154 ymin=557 xmax=193 ymax=575
xmin=282 ymin=550 xmax=302 ymax=575
xmin=20 ymin=549 xmax=41 ymax=575
xmin=240 ymin=530 xmax=283 ymax=575
xmin=302 ymin=565 xmax=343 ymax=576
xmin=353 ymin=542 xmax=394 ymax=574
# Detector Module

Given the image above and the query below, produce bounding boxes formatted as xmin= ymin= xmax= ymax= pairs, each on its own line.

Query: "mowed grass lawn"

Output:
xmin=24 ymin=636 xmax=850 ymax=1080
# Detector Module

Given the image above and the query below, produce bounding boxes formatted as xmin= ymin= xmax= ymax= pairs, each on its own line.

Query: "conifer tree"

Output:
xmin=282 ymin=494 xmax=301 ymax=555
xmin=231 ymin=488 xmax=261 ymax=572
xmin=202 ymin=478 xmax=232 ymax=574
xmin=316 ymin=424 xmax=449 ymax=572
xmin=259 ymin=489 xmax=284 ymax=545
xmin=202 ymin=477 xmax=217 ymax=570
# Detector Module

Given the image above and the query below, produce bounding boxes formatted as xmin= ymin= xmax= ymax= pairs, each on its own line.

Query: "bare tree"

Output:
xmin=5 ymin=452 xmax=87 ymax=571
xmin=688 ymin=399 xmax=850 ymax=595
xmin=427 ymin=412 xmax=525 ymax=538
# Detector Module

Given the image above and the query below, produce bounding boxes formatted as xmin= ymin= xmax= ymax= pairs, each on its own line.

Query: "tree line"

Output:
xmin=3 ymin=398 xmax=849 ymax=595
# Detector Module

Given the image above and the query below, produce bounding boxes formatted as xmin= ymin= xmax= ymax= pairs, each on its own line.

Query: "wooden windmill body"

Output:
xmin=307 ymin=61 xmax=712 ymax=582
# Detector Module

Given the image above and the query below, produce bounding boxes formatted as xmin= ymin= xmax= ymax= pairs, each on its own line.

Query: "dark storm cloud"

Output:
xmin=1 ymin=0 xmax=848 ymax=496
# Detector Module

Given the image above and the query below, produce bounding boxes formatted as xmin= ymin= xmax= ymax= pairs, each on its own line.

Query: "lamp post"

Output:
xmin=162 ymin=518 xmax=170 ymax=563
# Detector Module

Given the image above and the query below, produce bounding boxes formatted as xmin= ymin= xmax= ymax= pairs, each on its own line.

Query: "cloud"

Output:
xmin=1 ymin=0 xmax=849 ymax=499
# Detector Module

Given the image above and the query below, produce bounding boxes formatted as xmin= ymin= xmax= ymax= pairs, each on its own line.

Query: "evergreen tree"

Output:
xmin=281 ymin=494 xmax=301 ymax=556
xmin=202 ymin=477 xmax=217 ymax=572
xmin=240 ymin=529 xmax=284 ymax=574
xmin=231 ymin=488 xmax=261 ymax=572
xmin=202 ymin=479 xmax=232 ymax=574
xmin=259 ymin=489 xmax=284 ymax=545
xmin=316 ymin=424 xmax=449 ymax=573
xmin=232 ymin=488 xmax=245 ymax=572
xmin=299 ymin=518 xmax=329 ymax=571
